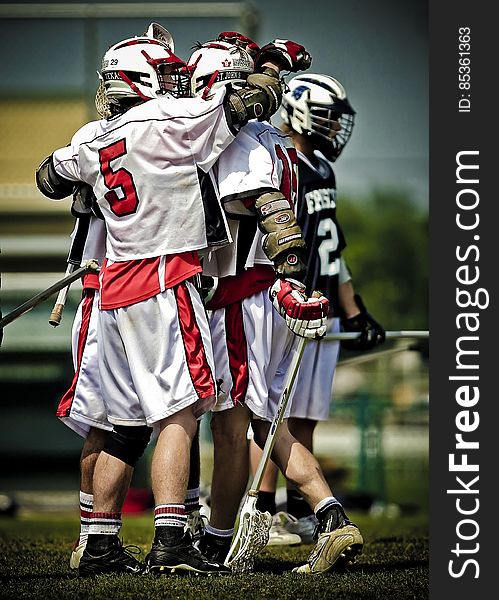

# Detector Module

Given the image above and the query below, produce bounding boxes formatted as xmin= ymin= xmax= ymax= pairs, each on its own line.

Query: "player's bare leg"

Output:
xmin=146 ymin=406 xmax=230 ymax=575
xmin=251 ymin=418 xmax=363 ymax=573
xmin=80 ymin=427 xmax=109 ymax=494
xmin=92 ymin=452 xmax=134 ymax=512
xmin=70 ymin=427 xmax=110 ymax=569
xmin=79 ymin=448 xmax=142 ymax=576
xmin=283 ymin=417 xmax=320 ymax=542
xmin=251 ymin=419 xmax=330 ymax=508
xmin=151 ymin=406 xmax=198 ymax=505
xmin=210 ymin=403 xmax=252 ymax=529
xmin=196 ymin=403 xmax=252 ymax=562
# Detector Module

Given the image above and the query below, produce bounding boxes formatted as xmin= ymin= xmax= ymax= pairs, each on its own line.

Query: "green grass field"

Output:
xmin=0 ymin=511 xmax=428 ymax=599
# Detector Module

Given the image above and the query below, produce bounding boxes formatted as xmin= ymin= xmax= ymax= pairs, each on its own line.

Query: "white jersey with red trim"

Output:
xmin=204 ymin=121 xmax=298 ymax=278
xmin=52 ymin=88 xmax=233 ymax=262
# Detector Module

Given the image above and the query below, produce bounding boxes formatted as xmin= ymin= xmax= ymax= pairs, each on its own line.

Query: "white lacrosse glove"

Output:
xmin=269 ymin=278 xmax=329 ymax=339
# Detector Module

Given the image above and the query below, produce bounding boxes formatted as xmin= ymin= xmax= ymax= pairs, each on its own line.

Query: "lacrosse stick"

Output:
xmin=49 ymin=215 xmax=91 ymax=327
xmin=0 ymin=259 xmax=99 ymax=331
xmin=225 ymin=336 xmax=308 ymax=573
xmin=325 ymin=330 xmax=429 ymax=341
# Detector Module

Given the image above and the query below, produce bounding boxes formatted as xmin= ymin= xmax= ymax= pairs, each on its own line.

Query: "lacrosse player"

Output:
xmin=35 ymin=29 xmax=296 ymax=576
xmin=54 ymin=25 xmax=205 ymax=571
xmin=249 ymin=75 xmax=385 ymax=563
xmin=186 ymin=37 xmax=364 ymax=575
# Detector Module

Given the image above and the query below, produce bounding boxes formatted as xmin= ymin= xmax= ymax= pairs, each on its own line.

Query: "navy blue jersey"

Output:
xmin=296 ymin=152 xmax=346 ymax=308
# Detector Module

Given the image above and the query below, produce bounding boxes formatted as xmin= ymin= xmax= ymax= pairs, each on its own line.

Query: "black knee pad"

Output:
xmin=104 ymin=425 xmax=152 ymax=467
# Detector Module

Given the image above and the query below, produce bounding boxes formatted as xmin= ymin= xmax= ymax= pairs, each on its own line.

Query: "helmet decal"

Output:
xmin=292 ymin=85 xmax=309 ymax=100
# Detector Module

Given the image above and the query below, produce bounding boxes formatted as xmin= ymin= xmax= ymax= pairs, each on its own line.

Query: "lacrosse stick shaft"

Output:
xmin=0 ymin=260 xmax=99 ymax=330
xmin=48 ymin=215 xmax=92 ymax=327
xmin=48 ymin=264 xmax=76 ymax=327
xmin=325 ymin=330 xmax=428 ymax=341
xmin=250 ymin=336 xmax=307 ymax=494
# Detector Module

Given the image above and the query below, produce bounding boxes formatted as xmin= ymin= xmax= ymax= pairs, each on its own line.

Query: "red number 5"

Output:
xmin=99 ymin=139 xmax=139 ymax=216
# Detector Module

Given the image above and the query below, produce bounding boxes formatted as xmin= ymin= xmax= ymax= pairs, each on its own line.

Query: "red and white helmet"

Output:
xmin=187 ymin=40 xmax=254 ymax=99
xmin=281 ymin=74 xmax=355 ymax=161
xmin=100 ymin=36 xmax=190 ymax=102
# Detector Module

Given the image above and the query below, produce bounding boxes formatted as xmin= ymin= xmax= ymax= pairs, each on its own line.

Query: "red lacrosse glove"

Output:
xmin=217 ymin=31 xmax=260 ymax=57
xmin=255 ymin=40 xmax=312 ymax=72
xmin=269 ymin=278 xmax=329 ymax=339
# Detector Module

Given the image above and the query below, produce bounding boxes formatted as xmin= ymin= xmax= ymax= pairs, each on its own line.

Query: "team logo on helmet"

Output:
xmin=292 ymin=85 xmax=309 ymax=100
xmin=286 ymin=254 xmax=299 ymax=265
xmin=221 ymin=58 xmax=232 ymax=67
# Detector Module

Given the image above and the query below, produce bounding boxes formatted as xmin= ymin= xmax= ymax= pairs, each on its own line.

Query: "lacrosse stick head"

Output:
xmin=95 ymin=79 xmax=111 ymax=118
xmin=224 ymin=494 xmax=272 ymax=574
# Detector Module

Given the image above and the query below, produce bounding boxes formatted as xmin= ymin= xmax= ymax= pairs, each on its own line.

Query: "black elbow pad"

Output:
xmin=35 ymin=154 xmax=74 ymax=200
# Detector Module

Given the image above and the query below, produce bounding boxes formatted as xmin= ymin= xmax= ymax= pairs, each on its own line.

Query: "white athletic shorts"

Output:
xmin=98 ymin=280 xmax=216 ymax=427
xmin=209 ymin=288 xmax=299 ymax=421
xmin=57 ymin=289 xmax=112 ymax=438
xmin=289 ymin=317 xmax=340 ymax=421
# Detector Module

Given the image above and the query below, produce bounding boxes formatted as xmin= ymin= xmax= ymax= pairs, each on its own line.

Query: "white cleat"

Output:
xmin=266 ymin=512 xmax=302 ymax=546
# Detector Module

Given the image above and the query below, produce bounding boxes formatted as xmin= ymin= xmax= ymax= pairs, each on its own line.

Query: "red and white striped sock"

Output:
xmin=87 ymin=511 xmax=122 ymax=536
xmin=78 ymin=491 xmax=93 ymax=546
xmin=154 ymin=504 xmax=187 ymax=529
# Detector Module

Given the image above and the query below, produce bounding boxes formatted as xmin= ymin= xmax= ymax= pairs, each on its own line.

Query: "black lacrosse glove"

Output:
xmin=341 ymin=294 xmax=385 ymax=351
xmin=71 ymin=183 xmax=104 ymax=220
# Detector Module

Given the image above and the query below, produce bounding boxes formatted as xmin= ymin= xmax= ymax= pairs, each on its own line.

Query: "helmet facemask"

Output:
xmin=308 ymin=104 xmax=355 ymax=161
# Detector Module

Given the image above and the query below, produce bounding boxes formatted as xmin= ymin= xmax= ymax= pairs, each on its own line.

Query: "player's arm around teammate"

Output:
xmin=35 ymin=29 xmax=305 ymax=577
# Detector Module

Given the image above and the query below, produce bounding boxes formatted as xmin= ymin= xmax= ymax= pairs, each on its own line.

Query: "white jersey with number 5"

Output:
xmin=52 ymin=88 xmax=233 ymax=262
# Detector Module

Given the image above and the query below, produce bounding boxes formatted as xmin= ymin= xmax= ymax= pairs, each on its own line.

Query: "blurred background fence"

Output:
xmin=0 ymin=1 xmax=428 ymax=517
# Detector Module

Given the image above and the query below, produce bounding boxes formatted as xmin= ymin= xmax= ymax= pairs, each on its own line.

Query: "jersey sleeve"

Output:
xmin=52 ymin=121 xmax=100 ymax=183
xmin=171 ymin=88 xmax=235 ymax=173
xmin=216 ymin=125 xmax=277 ymax=213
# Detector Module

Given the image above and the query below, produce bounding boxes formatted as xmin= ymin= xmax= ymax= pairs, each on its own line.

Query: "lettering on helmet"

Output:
xmin=233 ymin=56 xmax=252 ymax=70
xmin=286 ymin=254 xmax=298 ymax=265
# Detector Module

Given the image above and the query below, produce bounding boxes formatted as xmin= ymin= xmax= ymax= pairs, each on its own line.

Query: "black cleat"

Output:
xmin=195 ymin=531 xmax=232 ymax=563
xmin=145 ymin=531 xmax=230 ymax=575
xmin=79 ymin=535 xmax=145 ymax=576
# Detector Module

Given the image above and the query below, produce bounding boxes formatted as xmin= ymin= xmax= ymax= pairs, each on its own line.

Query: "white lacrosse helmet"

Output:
xmin=281 ymin=74 xmax=355 ymax=161
xmin=100 ymin=36 xmax=190 ymax=103
xmin=187 ymin=40 xmax=254 ymax=99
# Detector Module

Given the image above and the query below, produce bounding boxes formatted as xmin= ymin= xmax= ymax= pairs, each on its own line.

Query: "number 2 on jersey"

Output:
xmin=318 ymin=217 xmax=341 ymax=276
xmin=99 ymin=139 xmax=139 ymax=216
